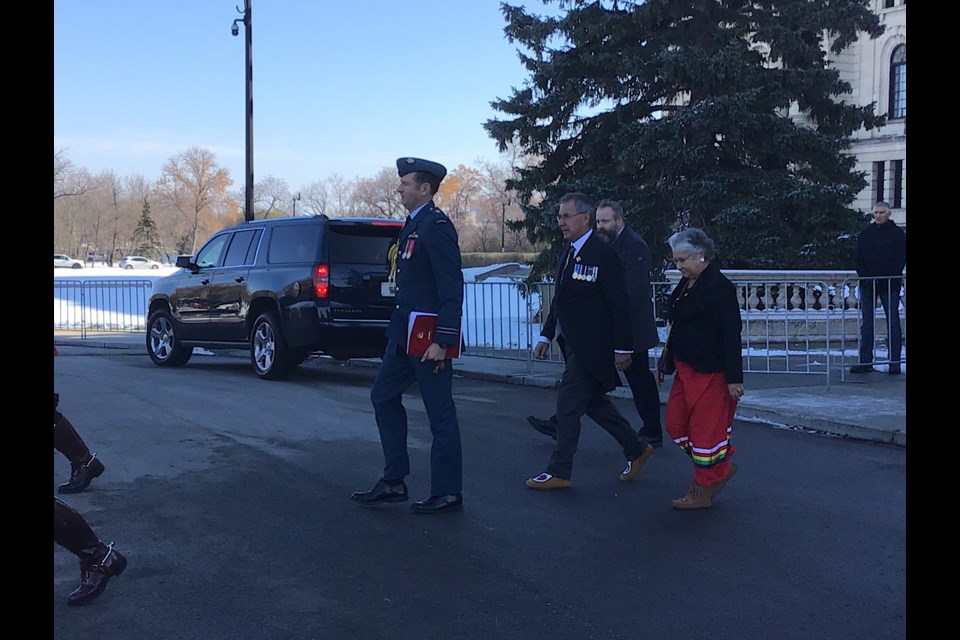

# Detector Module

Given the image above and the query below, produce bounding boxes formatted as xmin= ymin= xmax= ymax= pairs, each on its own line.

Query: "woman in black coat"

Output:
xmin=659 ymin=228 xmax=744 ymax=509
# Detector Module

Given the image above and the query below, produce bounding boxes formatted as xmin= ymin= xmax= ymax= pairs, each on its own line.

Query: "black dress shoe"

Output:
xmin=59 ymin=456 xmax=106 ymax=494
xmin=410 ymin=493 xmax=463 ymax=514
xmin=526 ymin=415 xmax=558 ymax=440
xmin=67 ymin=543 xmax=127 ymax=606
xmin=350 ymin=479 xmax=408 ymax=505
xmin=850 ymin=364 xmax=874 ymax=374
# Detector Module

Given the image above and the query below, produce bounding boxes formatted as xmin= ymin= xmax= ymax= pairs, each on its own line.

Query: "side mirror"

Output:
xmin=175 ymin=255 xmax=199 ymax=272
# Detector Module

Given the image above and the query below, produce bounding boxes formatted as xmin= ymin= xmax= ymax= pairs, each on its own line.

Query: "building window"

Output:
xmin=884 ymin=0 xmax=895 ymax=8
xmin=874 ymin=161 xmax=885 ymax=205
xmin=889 ymin=45 xmax=906 ymax=119
xmin=891 ymin=159 xmax=903 ymax=209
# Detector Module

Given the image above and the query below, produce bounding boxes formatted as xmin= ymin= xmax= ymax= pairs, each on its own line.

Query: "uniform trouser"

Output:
xmin=665 ymin=360 xmax=737 ymax=486
xmin=54 ymin=394 xmax=91 ymax=464
xmin=858 ymin=279 xmax=903 ymax=365
xmin=622 ymin=350 xmax=663 ymax=439
xmin=54 ymin=497 xmax=101 ymax=558
xmin=546 ymin=351 xmax=646 ymax=481
xmin=370 ymin=341 xmax=462 ymax=496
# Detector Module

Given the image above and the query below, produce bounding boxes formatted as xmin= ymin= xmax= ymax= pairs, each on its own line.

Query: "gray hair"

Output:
xmin=560 ymin=192 xmax=597 ymax=225
xmin=667 ymin=227 xmax=717 ymax=261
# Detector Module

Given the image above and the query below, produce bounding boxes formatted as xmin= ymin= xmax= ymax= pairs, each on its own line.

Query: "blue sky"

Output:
xmin=54 ymin=1 xmax=555 ymax=191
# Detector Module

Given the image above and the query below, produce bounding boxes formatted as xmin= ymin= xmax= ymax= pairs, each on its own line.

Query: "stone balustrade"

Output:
xmin=664 ymin=269 xmax=906 ymax=311
xmin=662 ymin=269 xmax=907 ymax=349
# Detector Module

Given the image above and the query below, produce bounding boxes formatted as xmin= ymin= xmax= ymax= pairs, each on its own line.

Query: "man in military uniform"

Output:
xmin=351 ymin=157 xmax=466 ymax=514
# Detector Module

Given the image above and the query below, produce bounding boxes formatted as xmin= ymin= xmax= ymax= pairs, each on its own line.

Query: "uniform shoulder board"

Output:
xmin=427 ymin=205 xmax=450 ymax=223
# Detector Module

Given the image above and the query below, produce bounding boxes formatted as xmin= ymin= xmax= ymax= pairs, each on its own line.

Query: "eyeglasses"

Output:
xmin=667 ymin=254 xmax=701 ymax=266
xmin=556 ymin=212 xmax=588 ymax=222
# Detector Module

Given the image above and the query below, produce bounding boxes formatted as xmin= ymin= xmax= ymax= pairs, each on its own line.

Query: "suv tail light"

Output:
xmin=313 ymin=264 xmax=329 ymax=298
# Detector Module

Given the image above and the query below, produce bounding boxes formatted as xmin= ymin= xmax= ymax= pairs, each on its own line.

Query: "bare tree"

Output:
xmin=326 ymin=173 xmax=354 ymax=216
xmin=154 ymin=147 xmax=233 ymax=254
xmin=436 ymin=165 xmax=484 ymax=227
xmin=254 ymin=175 xmax=292 ymax=218
xmin=477 ymin=143 xmax=540 ymax=252
xmin=352 ymin=168 xmax=404 ymax=219
xmin=54 ymin=149 xmax=100 ymax=201
xmin=300 ymin=180 xmax=329 ymax=216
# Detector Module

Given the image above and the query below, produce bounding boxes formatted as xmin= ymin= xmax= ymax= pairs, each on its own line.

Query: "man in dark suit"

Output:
xmin=527 ymin=201 xmax=664 ymax=446
xmin=351 ymin=157 xmax=466 ymax=514
xmin=526 ymin=193 xmax=654 ymax=490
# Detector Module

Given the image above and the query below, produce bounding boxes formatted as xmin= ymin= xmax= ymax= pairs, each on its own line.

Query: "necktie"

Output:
xmin=561 ymin=245 xmax=575 ymax=282
xmin=555 ymin=245 xmax=575 ymax=339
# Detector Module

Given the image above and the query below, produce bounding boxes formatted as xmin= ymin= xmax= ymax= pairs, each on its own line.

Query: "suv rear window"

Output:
xmin=328 ymin=226 xmax=398 ymax=266
xmin=268 ymin=225 xmax=322 ymax=264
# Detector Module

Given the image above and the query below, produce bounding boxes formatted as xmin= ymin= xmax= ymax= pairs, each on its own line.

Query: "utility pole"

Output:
xmin=231 ymin=1 xmax=254 ymax=221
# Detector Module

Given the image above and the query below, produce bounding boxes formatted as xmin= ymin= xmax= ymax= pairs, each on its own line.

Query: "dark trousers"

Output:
xmin=858 ymin=278 xmax=903 ymax=365
xmin=54 ymin=497 xmax=100 ymax=557
xmin=622 ymin=350 xmax=663 ymax=440
xmin=370 ymin=341 xmax=462 ymax=496
xmin=54 ymin=395 xmax=91 ymax=464
xmin=546 ymin=351 xmax=646 ymax=480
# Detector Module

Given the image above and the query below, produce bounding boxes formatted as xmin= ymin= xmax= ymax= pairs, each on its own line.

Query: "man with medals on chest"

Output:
xmin=351 ymin=157 xmax=466 ymax=514
xmin=526 ymin=192 xmax=654 ymax=490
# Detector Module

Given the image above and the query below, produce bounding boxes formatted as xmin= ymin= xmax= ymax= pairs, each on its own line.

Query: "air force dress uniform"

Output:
xmin=359 ymin=157 xmax=466 ymax=513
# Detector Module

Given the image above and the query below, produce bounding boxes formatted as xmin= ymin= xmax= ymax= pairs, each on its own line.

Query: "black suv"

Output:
xmin=146 ymin=215 xmax=403 ymax=380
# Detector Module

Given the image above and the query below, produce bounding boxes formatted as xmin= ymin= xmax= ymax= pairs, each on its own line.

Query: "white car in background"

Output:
xmin=118 ymin=255 xmax=162 ymax=270
xmin=54 ymin=253 xmax=84 ymax=269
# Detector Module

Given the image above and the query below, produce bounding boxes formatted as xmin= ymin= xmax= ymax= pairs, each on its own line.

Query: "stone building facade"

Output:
xmin=831 ymin=0 xmax=907 ymax=226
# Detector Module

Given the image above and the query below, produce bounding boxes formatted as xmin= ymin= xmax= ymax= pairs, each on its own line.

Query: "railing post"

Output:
xmin=80 ymin=282 xmax=87 ymax=339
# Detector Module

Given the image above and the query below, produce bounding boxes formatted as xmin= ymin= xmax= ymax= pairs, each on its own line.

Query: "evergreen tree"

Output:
xmin=485 ymin=0 xmax=884 ymax=275
xmin=132 ymin=196 xmax=164 ymax=261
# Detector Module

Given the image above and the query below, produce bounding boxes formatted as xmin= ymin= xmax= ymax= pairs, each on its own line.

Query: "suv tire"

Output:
xmin=250 ymin=311 xmax=297 ymax=380
xmin=146 ymin=309 xmax=193 ymax=367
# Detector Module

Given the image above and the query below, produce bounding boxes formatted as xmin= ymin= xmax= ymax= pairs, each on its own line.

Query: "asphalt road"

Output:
xmin=53 ymin=348 xmax=906 ymax=640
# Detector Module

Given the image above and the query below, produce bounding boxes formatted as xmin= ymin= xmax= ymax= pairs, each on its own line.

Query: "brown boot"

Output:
xmin=671 ymin=483 xmax=713 ymax=510
xmin=67 ymin=542 xmax=128 ymax=606
xmin=707 ymin=463 xmax=737 ymax=499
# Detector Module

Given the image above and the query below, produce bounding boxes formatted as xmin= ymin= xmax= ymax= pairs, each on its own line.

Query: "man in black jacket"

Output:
xmin=527 ymin=201 xmax=664 ymax=446
xmin=852 ymin=201 xmax=906 ymax=375
xmin=525 ymin=193 xmax=653 ymax=490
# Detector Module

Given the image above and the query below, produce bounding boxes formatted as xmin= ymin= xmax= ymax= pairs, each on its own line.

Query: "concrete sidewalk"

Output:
xmin=54 ymin=332 xmax=906 ymax=447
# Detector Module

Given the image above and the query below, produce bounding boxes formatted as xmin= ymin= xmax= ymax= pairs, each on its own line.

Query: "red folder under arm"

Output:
xmin=406 ymin=311 xmax=462 ymax=358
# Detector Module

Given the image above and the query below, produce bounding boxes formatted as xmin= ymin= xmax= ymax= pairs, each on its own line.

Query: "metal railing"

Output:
xmin=54 ymin=274 xmax=906 ymax=383
xmin=54 ymin=279 xmax=153 ymax=338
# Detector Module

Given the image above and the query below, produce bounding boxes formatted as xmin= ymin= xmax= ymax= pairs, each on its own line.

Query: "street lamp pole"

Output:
xmin=292 ymin=192 xmax=301 ymax=217
xmin=232 ymin=1 xmax=254 ymax=222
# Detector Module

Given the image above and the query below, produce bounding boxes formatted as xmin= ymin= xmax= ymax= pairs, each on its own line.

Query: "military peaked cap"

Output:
xmin=396 ymin=157 xmax=447 ymax=182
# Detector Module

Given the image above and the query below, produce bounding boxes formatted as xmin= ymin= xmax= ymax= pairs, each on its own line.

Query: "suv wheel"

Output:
xmin=146 ymin=309 xmax=193 ymax=367
xmin=250 ymin=311 xmax=297 ymax=380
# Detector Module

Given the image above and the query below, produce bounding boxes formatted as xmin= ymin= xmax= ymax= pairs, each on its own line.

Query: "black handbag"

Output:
xmin=656 ymin=326 xmax=675 ymax=381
